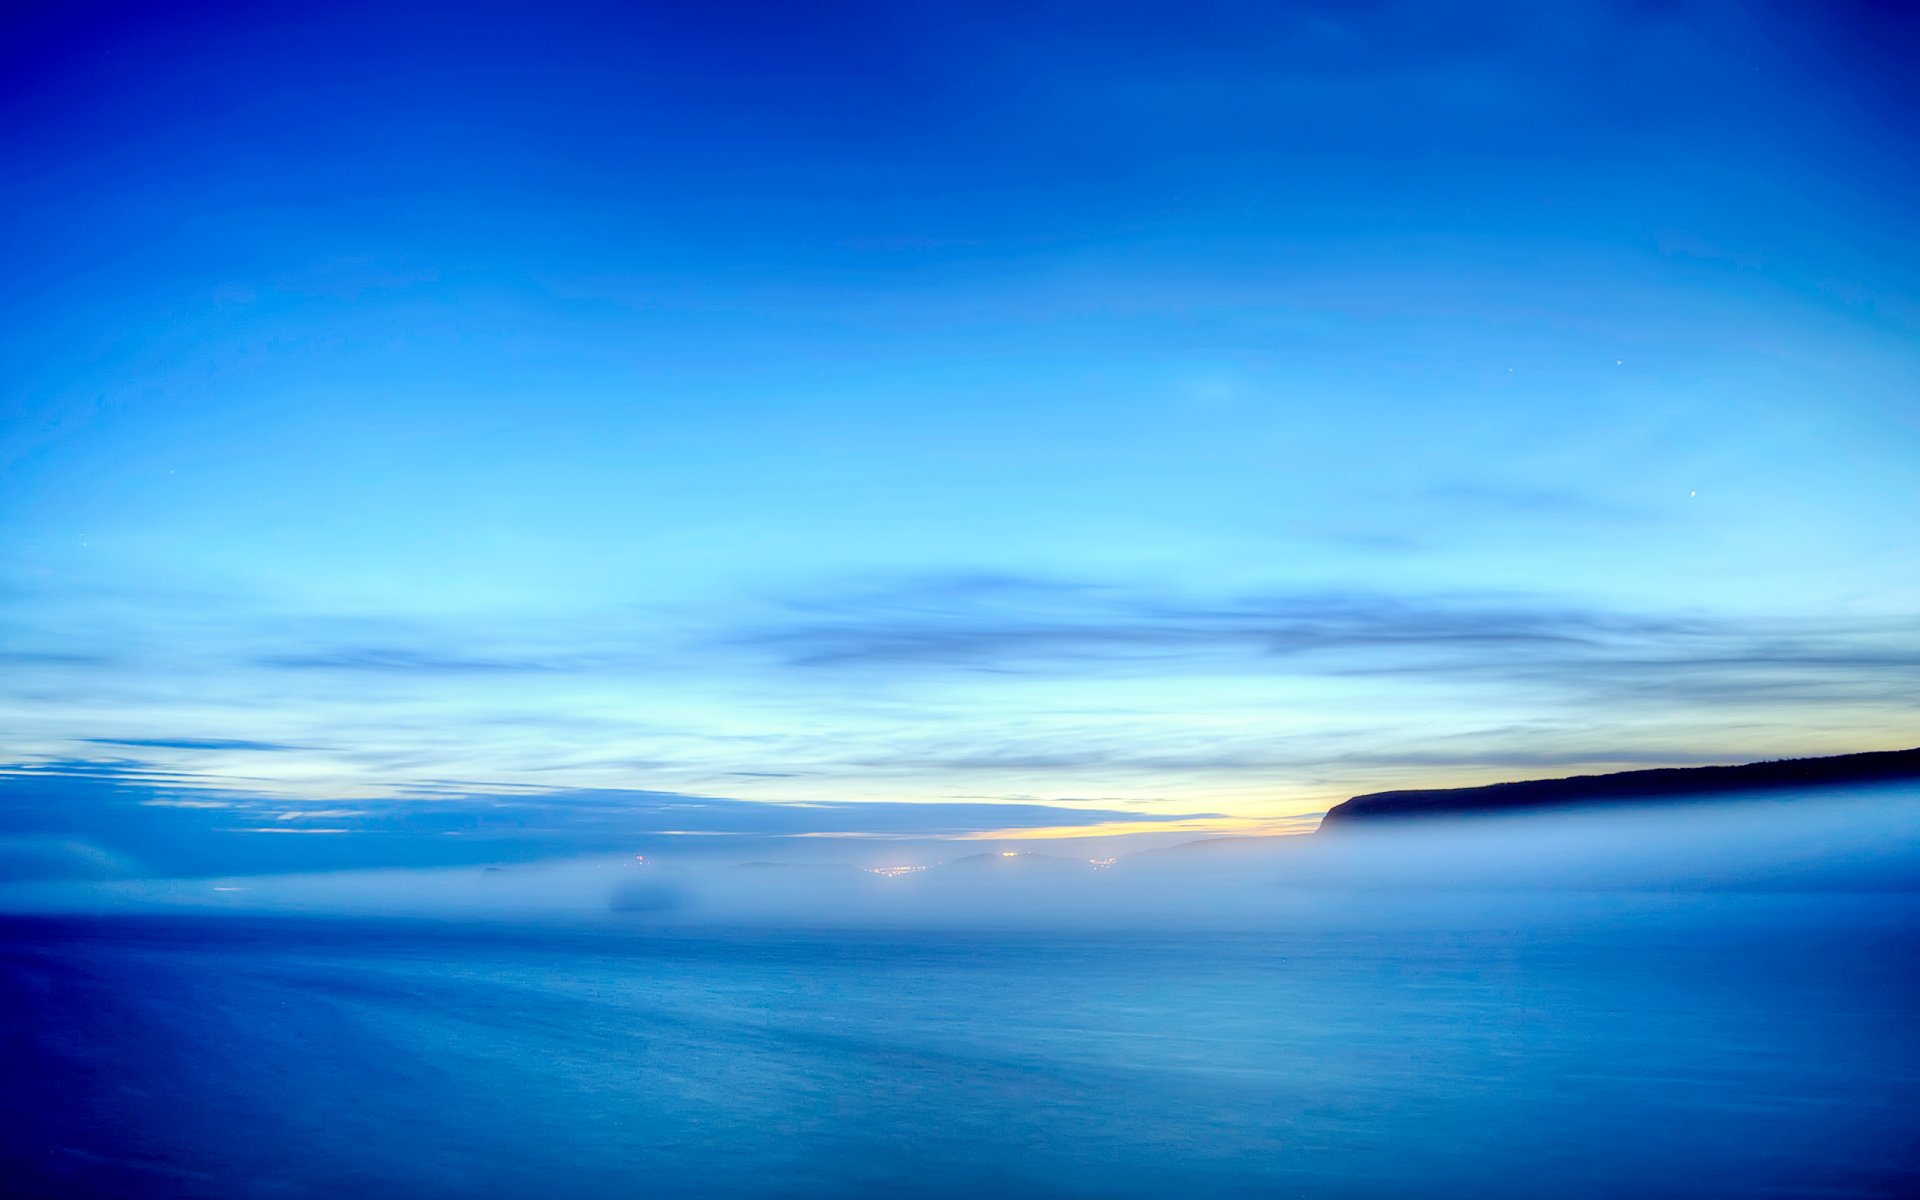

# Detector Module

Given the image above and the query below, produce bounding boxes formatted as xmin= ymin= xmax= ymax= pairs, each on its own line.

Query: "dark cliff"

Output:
xmin=1319 ymin=746 xmax=1920 ymax=827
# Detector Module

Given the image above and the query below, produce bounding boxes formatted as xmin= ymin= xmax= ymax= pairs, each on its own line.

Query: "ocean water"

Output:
xmin=4 ymin=899 xmax=1918 ymax=1199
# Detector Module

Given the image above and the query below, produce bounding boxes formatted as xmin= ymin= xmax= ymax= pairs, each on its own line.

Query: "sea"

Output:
xmin=4 ymin=893 xmax=1917 ymax=1198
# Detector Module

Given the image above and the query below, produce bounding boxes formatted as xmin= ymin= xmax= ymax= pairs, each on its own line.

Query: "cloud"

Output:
xmin=0 ymin=760 xmax=1219 ymax=881
xmin=254 ymin=648 xmax=560 ymax=674
xmin=734 ymin=575 xmax=1920 ymax=710
xmin=1341 ymin=631 xmax=1920 ymax=708
xmin=837 ymin=742 xmax=1749 ymax=778
xmin=740 ymin=576 xmax=1653 ymax=671
xmin=7 ymin=572 xmax=1915 ymax=810
xmin=0 ymin=650 xmax=116 ymax=668
xmin=86 ymin=737 xmax=304 ymax=752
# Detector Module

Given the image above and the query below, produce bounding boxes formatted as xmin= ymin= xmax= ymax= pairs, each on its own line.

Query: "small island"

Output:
xmin=1319 ymin=746 xmax=1920 ymax=827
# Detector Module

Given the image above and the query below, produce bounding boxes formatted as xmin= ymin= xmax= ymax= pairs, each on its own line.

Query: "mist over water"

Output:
xmin=4 ymin=787 xmax=1918 ymax=1198
xmin=10 ymin=783 xmax=1918 ymax=926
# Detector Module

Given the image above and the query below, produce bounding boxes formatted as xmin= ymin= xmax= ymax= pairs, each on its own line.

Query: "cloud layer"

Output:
xmin=0 ymin=759 xmax=1221 ymax=881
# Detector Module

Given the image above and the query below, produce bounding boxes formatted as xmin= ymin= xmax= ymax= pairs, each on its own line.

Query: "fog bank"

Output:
xmin=5 ymin=784 xmax=1917 ymax=930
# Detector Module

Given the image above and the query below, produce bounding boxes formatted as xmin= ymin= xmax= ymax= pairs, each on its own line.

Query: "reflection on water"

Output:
xmin=4 ymin=896 xmax=1917 ymax=1198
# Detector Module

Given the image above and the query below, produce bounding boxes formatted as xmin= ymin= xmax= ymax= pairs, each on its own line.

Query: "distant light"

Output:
xmin=1689 ymin=491 xmax=1697 ymax=498
xmin=1088 ymin=857 xmax=1116 ymax=869
xmin=1000 ymin=851 xmax=1019 ymax=857
xmin=634 ymin=854 xmax=648 ymax=863
xmin=868 ymin=865 xmax=924 ymax=877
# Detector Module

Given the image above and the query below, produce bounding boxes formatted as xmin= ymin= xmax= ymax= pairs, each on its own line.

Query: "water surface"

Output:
xmin=4 ymin=899 xmax=1916 ymax=1198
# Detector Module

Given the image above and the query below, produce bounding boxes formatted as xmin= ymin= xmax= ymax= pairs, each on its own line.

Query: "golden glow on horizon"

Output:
xmin=953 ymin=815 xmax=1288 ymax=842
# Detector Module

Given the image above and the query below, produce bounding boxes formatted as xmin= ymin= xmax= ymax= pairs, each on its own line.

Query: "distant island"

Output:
xmin=1319 ymin=746 xmax=1920 ymax=827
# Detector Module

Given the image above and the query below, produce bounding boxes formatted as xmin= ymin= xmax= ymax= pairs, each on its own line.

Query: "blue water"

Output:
xmin=5 ymin=900 xmax=1917 ymax=1198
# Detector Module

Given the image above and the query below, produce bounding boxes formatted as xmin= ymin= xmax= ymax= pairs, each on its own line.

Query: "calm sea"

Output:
xmin=4 ymin=898 xmax=1917 ymax=1198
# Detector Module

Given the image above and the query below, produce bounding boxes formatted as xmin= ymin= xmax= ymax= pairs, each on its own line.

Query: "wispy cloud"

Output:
xmin=0 ymin=760 xmax=1221 ymax=880
xmin=5 ymin=571 xmax=1915 ymax=817
xmin=86 ymin=737 xmax=304 ymax=752
xmin=0 ymin=650 xmax=117 ymax=668
xmin=740 ymin=576 xmax=1654 ymax=671
xmin=255 ymin=649 xmax=561 ymax=674
xmin=735 ymin=575 xmax=1920 ymax=709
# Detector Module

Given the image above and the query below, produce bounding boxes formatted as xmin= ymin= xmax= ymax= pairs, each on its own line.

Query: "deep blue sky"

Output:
xmin=3 ymin=1 xmax=1918 ymax=873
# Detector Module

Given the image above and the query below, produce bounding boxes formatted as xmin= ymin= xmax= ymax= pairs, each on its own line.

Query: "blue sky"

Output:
xmin=3 ymin=1 xmax=1918 ymax=874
